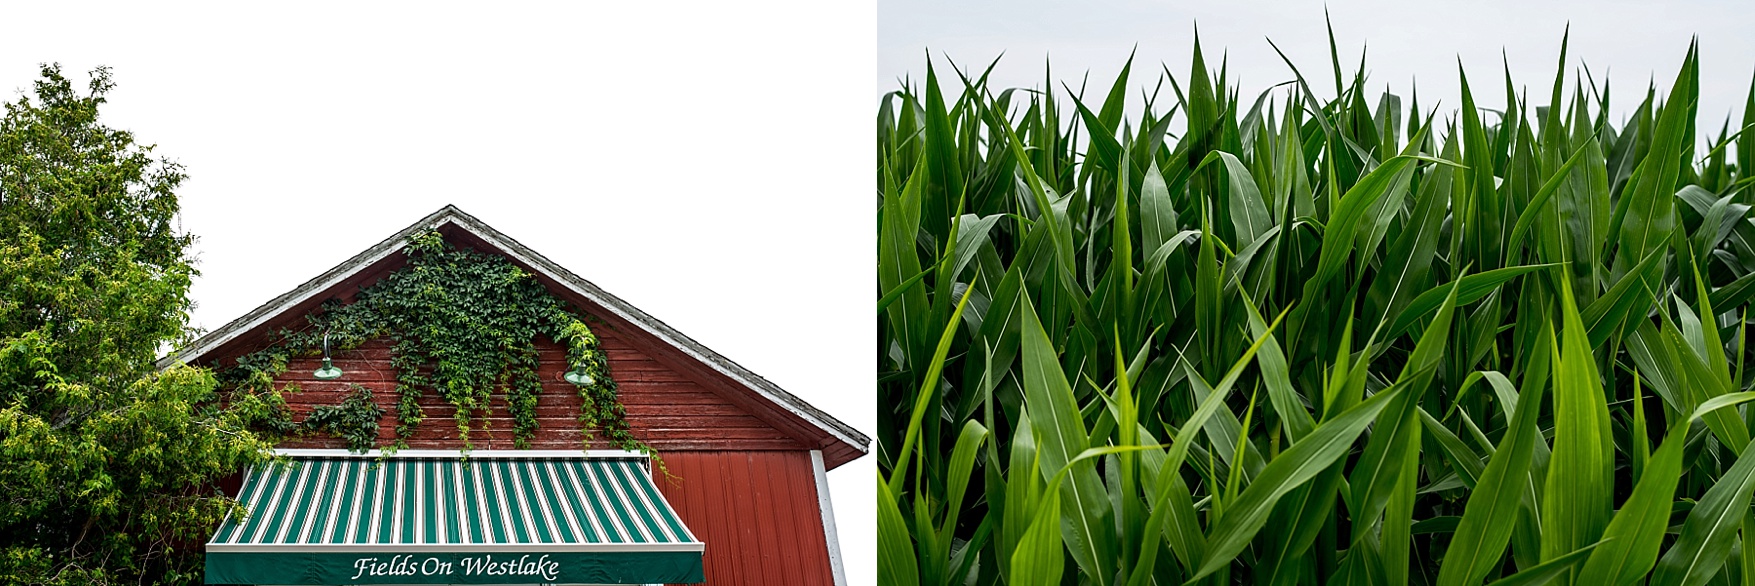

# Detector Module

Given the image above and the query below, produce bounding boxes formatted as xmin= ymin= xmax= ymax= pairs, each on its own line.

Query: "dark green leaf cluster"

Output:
xmin=0 ymin=65 xmax=273 ymax=585
xmin=299 ymin=384 xmax=386 ymax=453
xmin=881 ymin=28 xmax=1755 ymax=586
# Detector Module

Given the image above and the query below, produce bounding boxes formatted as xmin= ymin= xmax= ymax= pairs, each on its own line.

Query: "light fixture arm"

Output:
xmin=313 ymin=330 xmax=344 ymax=380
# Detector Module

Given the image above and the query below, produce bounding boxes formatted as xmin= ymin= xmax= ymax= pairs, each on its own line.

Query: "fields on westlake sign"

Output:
xmin=202 ymin=455 xmax=706 ymax=584
xmin=350 ymin=554 xmax=559 ymax=581
xmin=204 ymin=550 xmax=704 ymax=584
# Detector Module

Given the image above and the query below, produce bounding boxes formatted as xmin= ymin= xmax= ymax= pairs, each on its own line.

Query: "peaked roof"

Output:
xmin=163 ymin=205 xmax=869 ymax=468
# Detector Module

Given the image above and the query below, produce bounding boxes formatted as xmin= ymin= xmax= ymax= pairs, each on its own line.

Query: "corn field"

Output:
xmin=877 ymin=30 xmax=1755 ymax=586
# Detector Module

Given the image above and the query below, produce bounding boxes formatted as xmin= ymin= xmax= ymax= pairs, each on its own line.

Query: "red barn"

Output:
xmin=167 ymin=206 xmax=867 ymax=585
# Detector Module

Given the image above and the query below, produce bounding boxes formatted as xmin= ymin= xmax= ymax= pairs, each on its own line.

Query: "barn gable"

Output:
xmin=163 ymin=205 xmax=868 ymax=468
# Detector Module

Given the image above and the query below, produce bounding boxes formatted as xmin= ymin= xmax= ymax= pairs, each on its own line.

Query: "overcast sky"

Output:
xmin=882 ymin=0 xmax=1755 ymax=137
xmin=18 ymin=2 xmax=1754 ymax=585
xmin=0 ymin=2 xmax=874 ymax=585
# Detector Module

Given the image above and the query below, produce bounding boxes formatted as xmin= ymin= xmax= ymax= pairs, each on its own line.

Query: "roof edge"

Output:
xmin=163 ymin=205 xmax=870 ymax=457
xmin=158 ymin=205 xmax=457 ymax=370
xmin=438 ymin=208 xmax=870 ymax=453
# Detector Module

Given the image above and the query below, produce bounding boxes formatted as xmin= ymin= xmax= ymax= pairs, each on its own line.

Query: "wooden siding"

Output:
xmin=657 ymin=451 xmax=836 ymax=586
xmin=260 ymin=329 xmax=807 ymax=451
xmin=181 ymin=220 xmax=864 ymax=468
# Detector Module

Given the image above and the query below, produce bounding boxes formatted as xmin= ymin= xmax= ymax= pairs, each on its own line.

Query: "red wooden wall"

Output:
xmin=206 ymin=316 xmax=838 ymax=585
xmin=657 ymin=451 xmax=835 ymax=586
xmin=268 ymin=328 xmax=806 ymax=451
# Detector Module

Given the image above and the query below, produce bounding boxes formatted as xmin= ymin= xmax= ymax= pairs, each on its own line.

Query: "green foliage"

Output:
xmin=0 ymin=66 xmax=272 ymax=585
xmin=879 ymin=28 xmax=1755 ymax=585
xmin=298 ymin=384 xmax=386 ymax=453
xmin=222 ymin=231 xmax=646 ymax=454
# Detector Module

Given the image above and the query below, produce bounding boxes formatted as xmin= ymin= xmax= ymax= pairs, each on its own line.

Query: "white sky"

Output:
xmin=26 ymin=2 xmax=1749 ymax=584
xmin=0 ymin=2 xmax=875 ymax=585
xmin=882 ymin=0 xmax=1755 ymax=140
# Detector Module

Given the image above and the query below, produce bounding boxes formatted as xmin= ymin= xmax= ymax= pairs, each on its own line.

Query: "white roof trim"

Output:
xmin=155 ymin=234 xmax=410 ymax=371
xmin=162 ymin=205 xmax=869 ymax=455
xmin=811 ymin=450 xmax=849 ymax=586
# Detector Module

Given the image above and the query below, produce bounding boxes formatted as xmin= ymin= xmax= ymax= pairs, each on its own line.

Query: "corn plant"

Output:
xmin=878 ymin=27 xmax=1755 ymax=585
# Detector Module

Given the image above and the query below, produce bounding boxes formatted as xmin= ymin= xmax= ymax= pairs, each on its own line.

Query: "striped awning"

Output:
xmin=205 ymin=450 xmax=704 ymax=584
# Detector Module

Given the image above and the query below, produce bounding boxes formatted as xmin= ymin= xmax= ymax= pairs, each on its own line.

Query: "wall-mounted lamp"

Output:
xmin=313 ymin=331 xmax=344 ymax=380
xmin=564 ymin=367 xmax=594 ymax=386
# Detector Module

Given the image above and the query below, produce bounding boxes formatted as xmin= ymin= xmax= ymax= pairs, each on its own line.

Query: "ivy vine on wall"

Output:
xmin=218 ymin=229 xmax=647 ymax=455
xmin=300 ymin=384 xmax=386 ymax=451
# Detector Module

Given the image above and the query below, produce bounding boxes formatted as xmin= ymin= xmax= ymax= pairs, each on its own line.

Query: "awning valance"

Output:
xmin=204 ymin=450 xmax=704 ymax=584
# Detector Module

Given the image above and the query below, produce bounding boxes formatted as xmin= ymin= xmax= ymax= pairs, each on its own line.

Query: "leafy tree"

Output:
xmin=0 ymin=65 xmax=270 ymax=585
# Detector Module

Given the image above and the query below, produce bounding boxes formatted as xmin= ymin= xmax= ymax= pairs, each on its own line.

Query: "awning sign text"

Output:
xmin=350 ymin=554 xmax=560 ymax=582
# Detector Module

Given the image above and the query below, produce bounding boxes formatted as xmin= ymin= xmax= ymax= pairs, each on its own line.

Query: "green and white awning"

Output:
xmin=205 ymin=450 xmax=704 ymax=585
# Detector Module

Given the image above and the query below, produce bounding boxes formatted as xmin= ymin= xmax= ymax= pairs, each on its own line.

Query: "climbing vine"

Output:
xmin=300 ymin=384 xmax=386 ymax=452
xmin=218 ymin=230 xmax=649 ymax=455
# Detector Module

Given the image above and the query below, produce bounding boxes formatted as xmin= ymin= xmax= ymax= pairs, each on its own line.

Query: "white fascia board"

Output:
xmin=162 ymin=205 xmax=869 ymax=456
xmin=811 ymin=450 xmax=848 ymax=586
xmin=155 ymin=206 xmax=456 ymax=370
xmin=442 ymin=213 xmax=870 ymax=454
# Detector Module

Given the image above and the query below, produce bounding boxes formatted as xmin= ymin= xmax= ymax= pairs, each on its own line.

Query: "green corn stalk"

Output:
xmin=879 ymin=25 xmax=1755 ymax=586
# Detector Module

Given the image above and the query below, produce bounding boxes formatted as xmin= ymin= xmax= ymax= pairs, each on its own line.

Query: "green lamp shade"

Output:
xmin=564 ymin=368 xmax=594 ymax=386
xmin=313 ymin=357 xmax=343 ymax=380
